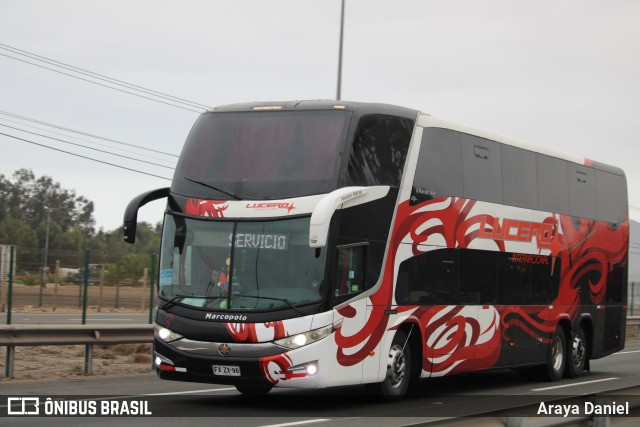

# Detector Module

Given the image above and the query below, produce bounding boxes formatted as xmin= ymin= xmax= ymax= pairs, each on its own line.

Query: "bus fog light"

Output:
xmin=154 ymin=352 xmax=174 ymax=366
xmin=285 ymin=361 xmax=319 ymax=377
xmin=306 ymin=364 xmax=318 ymax=376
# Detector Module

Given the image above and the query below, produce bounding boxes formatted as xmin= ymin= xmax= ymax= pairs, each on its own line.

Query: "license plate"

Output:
xmin=213 ymin=365 xmax=241 ymax=376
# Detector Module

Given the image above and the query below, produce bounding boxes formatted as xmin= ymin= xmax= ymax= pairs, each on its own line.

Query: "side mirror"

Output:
xmin=309 ymin=186 xmax=389 ymax=248
xmin=123 ymin=187 xmax=170 ymax=244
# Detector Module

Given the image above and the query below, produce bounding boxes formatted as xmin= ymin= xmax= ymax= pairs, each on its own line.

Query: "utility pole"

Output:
xmin=336 ymin=0 xmax=345 ymax=100
xmin=39 ymin=206 xmax=51 ymax=306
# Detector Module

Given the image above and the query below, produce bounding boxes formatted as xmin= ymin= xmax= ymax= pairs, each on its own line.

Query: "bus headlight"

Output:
xmin=154 ymin=324 xmax=183 ymax=343
xmin=274 ymin=321 xmax=341 ymax=350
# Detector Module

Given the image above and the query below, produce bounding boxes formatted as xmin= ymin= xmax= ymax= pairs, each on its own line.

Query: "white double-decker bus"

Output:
xmin=124 ymin=101 xmax=628 ymax=401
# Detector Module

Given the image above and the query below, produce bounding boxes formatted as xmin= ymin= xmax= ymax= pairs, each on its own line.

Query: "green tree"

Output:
xmin=0 ymin=169 xmax=95 ymax=239
xmin=120 ymin=253 xmax=150 ymax=281
xmin=0 ymin=216 xmax=38 ymax=248
xmin=0 ymin=169 xmax=162 ymax=281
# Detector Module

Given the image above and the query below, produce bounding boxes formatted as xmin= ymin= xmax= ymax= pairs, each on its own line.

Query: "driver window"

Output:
xmin=335 ymin=244 xmax=365 ymax=303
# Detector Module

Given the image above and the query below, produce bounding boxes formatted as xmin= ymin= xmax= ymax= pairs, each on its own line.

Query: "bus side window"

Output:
xmin=411 ymin=128 xmax=463 ymax=205
xmin=459 ymin=249 xmax=496 ymax=304
xmin=347 ymin=115 xmax=413 ymax=187
xmin=497 ymin=253 xmax=531 ymax=305
xmin=436 ymin=252 xmax=459 ymax=305
xmin=335 ymin=245 xmax=366 ymax=301
xmin=395 ymin=249 xmax=458 ymax=305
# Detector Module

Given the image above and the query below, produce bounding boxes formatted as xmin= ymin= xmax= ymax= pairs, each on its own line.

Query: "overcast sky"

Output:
xmin=1 ymin=0 xmax=639 ymax=233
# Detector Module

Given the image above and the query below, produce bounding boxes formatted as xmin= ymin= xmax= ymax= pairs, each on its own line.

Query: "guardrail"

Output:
xmin=0 ymin=323 xmax=153 ymax=378
xmin=629 ymin=315 xmax=640 ymax=339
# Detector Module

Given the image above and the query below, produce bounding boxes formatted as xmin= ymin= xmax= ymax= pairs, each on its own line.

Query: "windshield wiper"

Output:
xmin=236 ymin=295 xmax=304 ymax=317
xmin=161 ymin=294 xmax=222 ymax=310
xmin=160 ymin=295 xmax=190 ymax=310
xmin=183 ymin=177 xmax=242 ymax=200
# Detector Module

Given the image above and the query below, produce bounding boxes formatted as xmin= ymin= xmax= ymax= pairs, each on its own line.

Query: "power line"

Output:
xmin=0 ymin=132 xmax=171 ymax=181
xmin=0 ymin=110 xmax=179 ymax=158
xmin=0 ymin=123 xmax=175 ymax=170
xmin=0 ymin=52 xmax=203 ymax=114
xmin=0 ymin=115 xmax=175 ymax=165
xmin=0 ymin=43 xmax=213 ymax=111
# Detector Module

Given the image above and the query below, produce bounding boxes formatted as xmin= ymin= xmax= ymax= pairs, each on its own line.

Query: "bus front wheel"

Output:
xmin=540 ymin=325 xmax=567 ymax=381
xmin=377 ymin=330 xmax=412 ymax=402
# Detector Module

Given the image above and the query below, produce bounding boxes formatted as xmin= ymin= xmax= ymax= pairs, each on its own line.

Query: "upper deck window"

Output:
xmin=172 ymin=110 xmax=351 ymax=199
xmin=347 ymin=115 xmax=414 ymax=187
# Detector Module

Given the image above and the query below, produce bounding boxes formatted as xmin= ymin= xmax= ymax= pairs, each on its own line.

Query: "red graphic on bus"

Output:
xmin=226 ymin=321 xmax=287 ymax=343
xmin=260 ymin=353 xmax=307 ymax=384
xmin=335 ymin=196 xmax=628 ymax=375
xmin=185 ymin=198 xmax=228 ymax=218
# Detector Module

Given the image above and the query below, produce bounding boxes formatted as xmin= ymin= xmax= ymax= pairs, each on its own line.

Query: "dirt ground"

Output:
xmin=0 ymin=343 xmax=153 ymax=381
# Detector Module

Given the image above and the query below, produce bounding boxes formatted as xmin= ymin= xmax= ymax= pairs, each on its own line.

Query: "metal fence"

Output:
xmin=630 ymin=281 xmax=640 ymax=317
xmin=0 ymin=245 xmax=156 ymax=323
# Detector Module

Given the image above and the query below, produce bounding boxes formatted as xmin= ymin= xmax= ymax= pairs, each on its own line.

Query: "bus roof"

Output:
xmin=418 ymin=114 xmax=625 ymax=177
xmin=210 ymin=100 xmax=419 ymax=120
xmin=209 ymin=100 xmax=624 ymax=177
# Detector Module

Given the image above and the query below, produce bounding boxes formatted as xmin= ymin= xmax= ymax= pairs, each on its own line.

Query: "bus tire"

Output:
xmin=540 ymin=325 xmax=566 ymax=382
xmin=377 ymin=330 xmax=412 ymax=402
xmin=235 ymin=384 xmax=272 ymax=395
xmin=565 ymin=325 xmax=587 ymax=378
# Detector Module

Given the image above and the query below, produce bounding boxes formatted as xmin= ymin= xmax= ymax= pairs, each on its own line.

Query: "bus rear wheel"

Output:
xmin=565 ymin=325 xmax=587 ymax=378
xmin=377 ymin=330 xmax=412 ymax=402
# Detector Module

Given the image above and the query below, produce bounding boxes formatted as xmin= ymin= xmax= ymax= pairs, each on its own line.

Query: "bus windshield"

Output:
xmin=158 ymin=215 xmax=327 ymax=311
xmin=171 ymin=110 xmax=352 ymax=200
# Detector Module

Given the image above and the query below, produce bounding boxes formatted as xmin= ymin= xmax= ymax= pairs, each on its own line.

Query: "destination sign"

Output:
xmin=229 ymin=233 xmax=289 ymax=250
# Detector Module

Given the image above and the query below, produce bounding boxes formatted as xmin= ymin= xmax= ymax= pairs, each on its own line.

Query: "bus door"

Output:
xmin=334 ymin=243 xmax=368 ymax=382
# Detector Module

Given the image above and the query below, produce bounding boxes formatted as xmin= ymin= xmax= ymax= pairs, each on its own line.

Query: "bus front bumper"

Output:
xmin=153 ymin=337 xmax=328 ymax=388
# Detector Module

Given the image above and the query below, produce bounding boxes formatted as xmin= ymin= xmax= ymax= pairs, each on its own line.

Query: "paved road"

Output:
xmin=2 ymin=341 xmax=639 ymax=426
xmin=0 ymin=312 xmax=150 ymax=324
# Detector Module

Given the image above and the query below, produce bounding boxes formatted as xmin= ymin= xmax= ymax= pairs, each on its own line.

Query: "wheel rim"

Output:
xmin=572 ymin=334 xmax=585 ymax=368
xmin=386 ymin=344 xmax=406 ymax=389
xmin=551 ymin=335 xmax=564 ymax=372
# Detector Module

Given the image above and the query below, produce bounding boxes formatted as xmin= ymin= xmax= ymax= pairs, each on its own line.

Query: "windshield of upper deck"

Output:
xmin=172 ymin=110 xmax=352 ymax=199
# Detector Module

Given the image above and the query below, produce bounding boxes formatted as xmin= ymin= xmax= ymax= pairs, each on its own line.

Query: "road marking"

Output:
xmin=531 ymin=377 xmax=619 ymax=392
xmin=142 ymin=387 xmax=237 ymax=396
xmin=614 ymin=349 xmax=640 ymax=355
xmin=259 ymin=420 xmax=331 ymax=427
xmin=68 ymin=318 xmax=135 ymax=321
